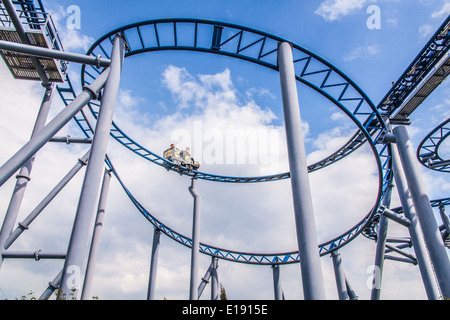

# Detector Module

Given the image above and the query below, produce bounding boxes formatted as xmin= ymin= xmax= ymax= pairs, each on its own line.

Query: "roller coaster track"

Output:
xmin=4 ymin=2 xmax=445 ymax=264
xmin=105 ymin=155 xmax=376 ymax=264
xmin=54 ymin=19 xmax=393 ymax=261
xmin=59 ymin=18 xmax=390 ymax=185
xmin=362 ymin=197 xmax=450 ymax=241
xmin=378 ymin=15 xmax=450 ymax=120
xmin=417 ymin=118 xmax=450 ymax=173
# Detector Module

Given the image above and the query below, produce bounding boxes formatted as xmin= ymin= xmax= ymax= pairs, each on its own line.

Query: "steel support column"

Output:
xmin=198 ymin=260 xmax=213 ymax=299
xmin=345 ymin=278 xmax=358 ymax=300
xmin=0 ymin=84 xmax=54 ymax=267
xmin=81 ymin=169 xmax=112 ymax=300
xmin=393 ymin=125 xmax=450 ymax=298
xmin=147 ymin=228 xmax=161 ymax=300
xmin=188 ymin=177 xmax=201 ymax=300
xmin=331 ymin=251 xmax=349 ymax=300
xmin=370 ymin=180 xmax=393 ymax=300
xmin=39 ymin=270 xmax=62 ymax=300
xmin=211 ymin=257 xmax=219 ymax=300
xmin=0 ymin=68 xmax=110 ymax=188
xmin=391 ymin=138 xmax=441 ymax=300
xmin=277 ymin=41 xmax=325 ymax=300
xmin=4 ymin=149 xmax=90 ymax=250
xmin=58 ymin=34 xmax=125 ymax=299
xmin=439 ymin=203 xmax=450 ymax=235
xmin=272 ymin=264 xmax=283 ymax=300
xmin=0 ymin=40 xmax=111 ymax=68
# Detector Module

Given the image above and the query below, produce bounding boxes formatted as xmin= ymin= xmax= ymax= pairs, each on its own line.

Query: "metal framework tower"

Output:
xmin=0 ymin=0 xmax=448 ymax=300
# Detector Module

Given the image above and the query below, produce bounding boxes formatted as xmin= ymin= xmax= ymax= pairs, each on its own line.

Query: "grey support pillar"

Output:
xmin=393 ymin=126 xmax=450 ymax=298
xmin=147 ymin=228 xmax=161 ymax=300
xmin=58 ymin=34 xmax=126 ymax=299
xmin=0 ymin=68 xmax=110 ymax=188
xmin=4 ymin=149 xmax=90 ymax=250
xmin=0 ymin=84 xmax=54 ymax=267
xmin=39 ymin=270 xmax=62 ymax=300
xmin=211 ymin=257 xmax=219 ymax=300
xmin=0 ymin=40 xmax=111 ymax=68
xmin=81 ymin=169 xmax=112 ymax=300
xmin=188 ymin=177 xmax=201 ymax=300
xmin=278 ymin=41 xmax=326 ymax=300
xmin=370 ymin=214 xmax=388 ymax=300
xmin=331 ymin=251 xmax=349 ymax=300
xmin=391 ymin=141 xmax=441 ymax=300
xmin=370 ymin=180 xmax=393 ymax=300
xmin=439 ymin=203 xmax=450 ymax=235
xmin=345 ymin=278 xmax=358 ymax=300
xmin=272 ymin=264 xmax=283 ymax=300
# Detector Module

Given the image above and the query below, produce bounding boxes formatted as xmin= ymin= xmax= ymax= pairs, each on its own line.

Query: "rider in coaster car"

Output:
xmin=181 ymin=147 xmax=200 ymax=171
xmin=163 ymin=144 xmax=200 ymax=171
xmin=163 ymin=144 xmax=182 ymax=165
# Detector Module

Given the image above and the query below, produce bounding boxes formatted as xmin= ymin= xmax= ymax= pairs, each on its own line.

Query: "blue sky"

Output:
xmin=0 ymin=0 xmax=449 ymax=300
xmin=44 ymin=0 xmax=448 ymax=151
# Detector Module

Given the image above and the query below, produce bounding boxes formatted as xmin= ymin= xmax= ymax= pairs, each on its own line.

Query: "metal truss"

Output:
xmin=378 ymin=15 xmax=450 ymax=118
xmin=59 ymin=18 xmax=389 ymax=184
xmin=417 ymin=118 xmax=450 ymax=172
xmin=363 ymin=197 xmax=450 ymax=241
xmin=0 ymin=0 xmax=449 ymax=300
xmin=54 ymin=18 xmax=394 ymax=265
xmin=106 ymin=155 xmax=376 ymax=265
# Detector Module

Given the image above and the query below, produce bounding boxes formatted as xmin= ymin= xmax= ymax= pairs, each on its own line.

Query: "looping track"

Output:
xmin=74 ymin=18 xmax=389 ymax=184
xmin=55 ymin=18 xmax=450 ymax=265
xmin=417 ymin=118 xmax=450 ymax=173
xmin=55 ymin=19 xmax=393 ymax=263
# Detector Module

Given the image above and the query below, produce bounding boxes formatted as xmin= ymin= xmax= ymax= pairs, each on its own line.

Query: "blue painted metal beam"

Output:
xmin=417 ymin=118 xmax=450 ymax=173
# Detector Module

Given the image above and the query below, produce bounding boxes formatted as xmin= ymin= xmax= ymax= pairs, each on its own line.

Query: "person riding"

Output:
xmin=163 ymin=144 xmax=181 ymax=162
xmin=181 ymin=147 xmax=192 ymax=163
xmin=164 ymin=144 xmax=200 ymax=170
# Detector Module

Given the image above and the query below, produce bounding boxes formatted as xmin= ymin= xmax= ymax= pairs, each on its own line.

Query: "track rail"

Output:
xmin=417 ymin=118 xmax=450 ymax=173
xmin=66 ymin=18 xmax=389 ymax=184
xmin=378 ymin=15 xmax=450 ymax=117
xmin=55 ymin=19 xmax=394 ymax=262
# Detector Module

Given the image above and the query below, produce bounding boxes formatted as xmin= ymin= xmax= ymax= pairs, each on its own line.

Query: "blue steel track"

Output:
xmin=55 ymin=18 xmax=392 ymax=264
xmin=417 ymin=118 xmax=450 ymax=173
xmin=2 ymin=0 xmax=447 ymax=266
xmin=53 ymin=18 xmax=449 ymax=264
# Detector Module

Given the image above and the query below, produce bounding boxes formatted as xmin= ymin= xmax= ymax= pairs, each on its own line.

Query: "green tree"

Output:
xmin=219 ymin=283 xmax=227 ymax=300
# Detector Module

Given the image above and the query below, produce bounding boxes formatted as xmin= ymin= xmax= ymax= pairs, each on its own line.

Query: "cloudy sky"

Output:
xmin=0 ymin=0 xmax=449 ymax=300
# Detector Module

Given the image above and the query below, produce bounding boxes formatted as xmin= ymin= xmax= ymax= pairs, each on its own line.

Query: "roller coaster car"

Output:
xmin=163 ymin=147 xmax=200 ymax=171
xmin=180 ymin=150 xmax=200 ymax=171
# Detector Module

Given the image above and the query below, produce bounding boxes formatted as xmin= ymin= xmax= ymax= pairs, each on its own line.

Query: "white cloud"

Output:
xmin=0 ymin=60 xmax=435 ymax=301
xmin=343 ymin=45 xmax=380 ymax=61
xmin=419 ymin=24 xmax=434 ymax=39
xmin=431 ymin=1 xmax=450 ymax=18
xmin=47 ymin=5 xmax=94 ymax=52
xmin=315 ymin=0 xmax=372 ymax=22
xmin=158 ymin=65 xmax=282 ymax=172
